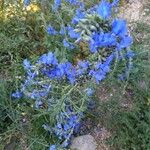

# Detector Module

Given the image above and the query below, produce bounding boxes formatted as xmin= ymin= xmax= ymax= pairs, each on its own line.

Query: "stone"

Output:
xmin=70 ymin=135 xmax=97 ymax=150
xmin=119 ymin=0 xmax=144 ymax=22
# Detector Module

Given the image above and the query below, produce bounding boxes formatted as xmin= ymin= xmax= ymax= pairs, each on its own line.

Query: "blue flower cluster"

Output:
xmin=38 ymin=52 xmax=77 ymax=84
xmin=90 ymin=33 xmax=117 ymax=53
xmin=96 ymin=0 xmax=120 ymax=19
xmin=49 ymin=0 xmax=133 ymax=57
xmin=96 ymin=1 xmax=112 ymax=19
xmin=12 ymin=53 xmax=114 ymax=100
xmin=43 ymin=106 xmax=83 ymax=149
xmin=12 ymin=0 xmax=135 ymax=149
xmin=12 ymin=0 xmax=134 ymax=100
xmin=89 ymin=54 xmax=114 ymax=83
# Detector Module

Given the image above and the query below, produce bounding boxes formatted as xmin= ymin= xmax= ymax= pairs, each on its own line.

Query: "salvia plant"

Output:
xmin=13 ymin=0 xmax=134 ymax=149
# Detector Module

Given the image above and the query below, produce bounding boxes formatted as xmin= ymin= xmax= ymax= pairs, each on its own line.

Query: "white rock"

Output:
xmin=70 ymin=135 xmax=97 ymax=150
xmin=119 ymin=1 xmax=144 ymax=22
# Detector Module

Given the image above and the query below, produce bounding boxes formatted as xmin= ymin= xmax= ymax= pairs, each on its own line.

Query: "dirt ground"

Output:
xmin=92 ymin=1 xmax=150 ymax=149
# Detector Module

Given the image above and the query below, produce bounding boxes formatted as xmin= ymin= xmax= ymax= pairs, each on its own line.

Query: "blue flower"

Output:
xmin=96 ymin=63 xmax=110 ymax=73
xmin=104 ymin=53 xmax=114 ymax=65
xmin=112 ymin=19 xmax=127 ymax=37
xmin=29 ymin=89 xmax=49 ymax=100
xmin=63 ymin=39 xmax=75 ymax=49
xmin=39 ymin=52 xmax=58 ymax=65
xmin=20 ymin=71 xmax=37 ymax=92
xmin=118 ymin=36 xmax=133 ymax=49
xmin=89 ymin=54 xmax=114 ymax=84
xmin=35 ymin=100 xmax=43 ymax=109
xmin=57 ymin=123 xmax=62 ymax=129
xmin=78 ymin=60 xmax=89 ymax=69
xmin=94 ymin=71 xmax=106 ymax=83
xmin=64 ymin=124 xmax=71 ymax=130
xmin=67 ymin=25 xmax=80 ymax=39
xmin=89 ymin=70 xmax=106 ymax=83
xmin=59 ymin=25 xmax=66 ymax=35
xmin=12 ymin=91 xmax=23 ymax=99
xmin=90 ymin=33 xmax=117 ymax=52
xmin=24 ymin=0 xmax=31 ymax=7
xmin=99 ymin=33 xmax=117 ymax=47
xmin=67 ymin=71 xmax=76 ymax=84
xmin=68 ymin=115 xmax=78 ymax=127
xmin=79 ymin=2 xmax=85 ymax=10
xmin=89 ymin=39 xmax=99 ymax=53
xmin=49 ymin=145 xmax=56 ymax=150
xmin=56 ymin=63 xmax=66 ymax=77
xmin=96 ymin=1 xmax=112 ymax=19
xmin=53 ymin=0 xmax=61 ymax=10
xmin=63 ymin=62 xmax=76 ymax=84
xmin=63 ymin=39 xmax=70 ymax=47
xmin=23 ymin=59 xmax=31 ymax=70
xmin=61 ymin=140 xmax=70 ymax=148
xmin=47 ymin=25 xmax=57 ymax=35
xmin=86 ymin=88 xmax=94 ymax=96
xmin=72 ymin=9 xmax=85 ymax=24
xmin=76 ymin=60 xmax=89 ymax=75
xmin=55 ymin=66 xmax=65 ymax=78
xmin=126 ymin=50 xmax=135 ymax=58
xmin=39 ymin=56 xmax=46 ymax=64
xmin=44 ymin=105 xmax=83 ymax=148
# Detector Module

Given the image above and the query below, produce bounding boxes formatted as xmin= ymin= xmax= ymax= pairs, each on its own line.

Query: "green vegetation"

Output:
xmin=0 ymin=1 xmax=150 ymax=150
xmin=94 ymin=22 xmax=150 ymax=150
